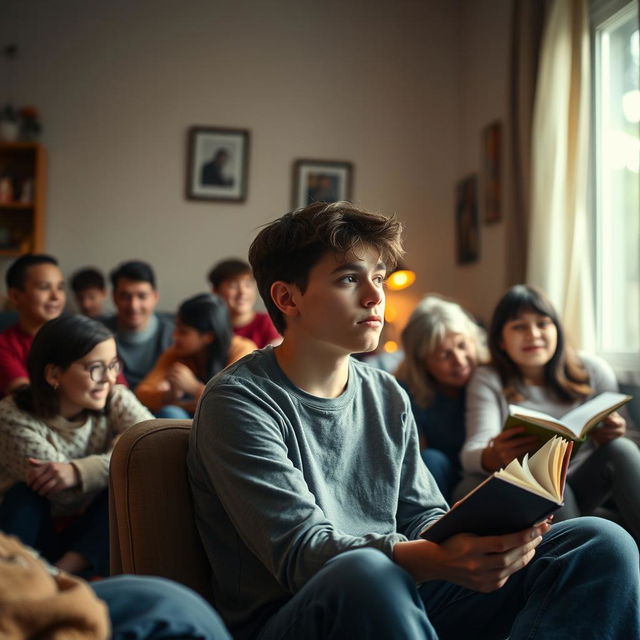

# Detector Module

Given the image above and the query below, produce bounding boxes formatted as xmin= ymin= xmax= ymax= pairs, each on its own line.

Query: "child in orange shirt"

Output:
xmin=136 ymin=294 xmax=256 ymax=417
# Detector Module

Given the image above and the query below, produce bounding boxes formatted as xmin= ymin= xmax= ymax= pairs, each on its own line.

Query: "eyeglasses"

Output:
xmin=82 ymin=359 xmax=122 ymax=382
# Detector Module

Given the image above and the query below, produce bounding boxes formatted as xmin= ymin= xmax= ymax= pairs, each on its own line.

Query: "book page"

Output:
xmin=560 ymin=392 xmax=631 ymax=437
xmin=496 ymin=437 xmax=567 ymax=502
xmin=527 ymin=437 xmax=564 ymax=500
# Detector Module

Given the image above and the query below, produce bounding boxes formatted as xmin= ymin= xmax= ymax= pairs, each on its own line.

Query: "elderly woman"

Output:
xmin=395 ymin=295 xmax=487 ymax=500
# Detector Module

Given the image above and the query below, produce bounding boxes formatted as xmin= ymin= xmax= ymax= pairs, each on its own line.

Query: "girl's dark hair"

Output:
xmin=488 ymin=284 xmax=591 ymax=402
xmin=14 ymin=315 xmax=114 ymax=418
xmin=177 ymin=294 xmax=233 ymax=380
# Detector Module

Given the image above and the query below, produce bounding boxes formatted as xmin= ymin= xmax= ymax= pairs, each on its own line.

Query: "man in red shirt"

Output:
xmin=0 ymin=254 xmax=65 ymax=397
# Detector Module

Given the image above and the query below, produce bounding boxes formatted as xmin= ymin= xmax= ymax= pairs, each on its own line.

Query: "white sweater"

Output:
xmin=461 ymin=353 xmax=618 ymax=476
xmin=0 ymin=384 xmax=153 ymax=514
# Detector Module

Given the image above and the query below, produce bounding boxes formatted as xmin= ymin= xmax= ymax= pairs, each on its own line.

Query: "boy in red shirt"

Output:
xmin=0 ymin=254 xmax=65 ymax=397
xmin=208 ymin=258 xmax=281 ymax=348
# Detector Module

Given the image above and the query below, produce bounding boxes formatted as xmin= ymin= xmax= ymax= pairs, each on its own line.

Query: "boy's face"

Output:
xmin=216 ymin=273 xmax=257 ymax=318
xmin=9 ymin=263 xmax=66 ymax=326
xmin=75 ymin=287 xmax=106 ymax=318
xmin=112 ymin=278 xmax=159 ymax=331
xmin=287 ymin=245 xmax=386 ymax=355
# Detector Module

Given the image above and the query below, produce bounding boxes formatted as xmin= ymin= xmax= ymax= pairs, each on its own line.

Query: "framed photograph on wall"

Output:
xmin=186 ymin=126 xmax=250 ymax=202
xmin=456 ymin=174 xmax=480 ymax=264
xmin=482 ymin=120 xmax=502 ymax=223
xmin=292 ymin=159 xmax=353 ymax=209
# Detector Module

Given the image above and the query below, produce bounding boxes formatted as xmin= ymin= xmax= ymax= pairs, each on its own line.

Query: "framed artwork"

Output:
xmin=482 ymin=120 xmax=502 ymax=223
xmin=456 ymin=174 xmax=480 ymax=264
xmin=291 ymin=159 xmax=353 ymax=209
xmin=186 ymin=126 xmax=250 ymax=202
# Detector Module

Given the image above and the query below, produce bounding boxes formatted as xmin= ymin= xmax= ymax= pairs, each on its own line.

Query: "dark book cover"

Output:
xmin=420 ymin=475 xmax=563 ymax=544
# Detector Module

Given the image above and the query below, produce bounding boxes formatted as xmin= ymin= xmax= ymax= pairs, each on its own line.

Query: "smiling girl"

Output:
xmin=135 ymin=293 xmax=256 ymax=417
xmin=460 ymin=284 xmax=640 ymax=540
xmin=0 ymin=315 xmax=153 ymax=576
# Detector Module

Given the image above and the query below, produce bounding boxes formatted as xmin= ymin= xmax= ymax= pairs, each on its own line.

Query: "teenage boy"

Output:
xmin=70 ymin=267 xmax=107 ymax=319
xmin=104 ymin=260 xmax=173 ymax=389
xmin=188 ymin=202 xmax=640 ymax=640
xmin=0 ymin=254 xmax=65 ymax=397
xmin=208 ymin=258 xmax=281 ymax=348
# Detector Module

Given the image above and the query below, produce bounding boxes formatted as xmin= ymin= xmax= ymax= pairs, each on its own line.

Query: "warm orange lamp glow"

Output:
xmin=384 ymin=306 xmax=398 ymax=323
xmin=383 ymin=340 xmax=399 ymax=353
xmin=386 ymin=264 xmax=416 ymax=291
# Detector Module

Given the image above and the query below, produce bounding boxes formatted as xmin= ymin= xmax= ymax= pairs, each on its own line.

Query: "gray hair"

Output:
xmin=395 ymin=294 xmax=488 ymax=407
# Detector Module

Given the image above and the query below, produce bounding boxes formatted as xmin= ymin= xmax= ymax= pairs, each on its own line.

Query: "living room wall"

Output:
xmin=0 ymin=0 xmax=511 ymax=325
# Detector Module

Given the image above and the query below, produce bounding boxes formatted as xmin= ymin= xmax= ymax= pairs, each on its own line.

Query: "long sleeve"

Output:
xmin=461 ymin=366 xmax=509 ymax=475
xmin=192 ymin=384 xmax=409 ymax=593
xmin=71 ymin=386 xmax=153 ymax=492
xmin=0 ymin=386 xmax=153 ymax=509
xmin=134 ymin=347 xmax=179 ymax=411
xmin=187 ymin=350 xmax=447 ymax=631
xmin=0 ymin=328 xmax=30 ymax=397
xmin=226 ymin=335 xmax=258 ymax=366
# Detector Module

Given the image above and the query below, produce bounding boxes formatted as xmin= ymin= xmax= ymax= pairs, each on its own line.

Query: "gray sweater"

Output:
xmin=461 ymin=353 xmax=618 ymax=477
xmin=187 ymin=348 xmax=447 ymax=636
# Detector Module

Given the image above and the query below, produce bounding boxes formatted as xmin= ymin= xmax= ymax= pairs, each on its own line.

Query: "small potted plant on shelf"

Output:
xmin=18 ymin=106 xmax=42 ymax=142
xmin=0 ymin=104 xmax=19 ymax=142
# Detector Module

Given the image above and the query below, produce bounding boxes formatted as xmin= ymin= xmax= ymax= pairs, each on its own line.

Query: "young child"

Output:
xmin=461 ymin=284 xmax=640 ymax=541
xmin=395 ymin=295 xmax=488 ymax=500
xmin=188 ymin=202 xmax=639 ymax=640
xmin=0 ymin=315 xmax=153 ymax=577
xmin=136 ymin=293 xmax=256 ymax=418
xmin=208 ymin=258 xmax=281 ymax=348
xmin=70 ymin=267 xmax=107 ymax=319
xmin=0 ymin=253 xmax=65 ymax=397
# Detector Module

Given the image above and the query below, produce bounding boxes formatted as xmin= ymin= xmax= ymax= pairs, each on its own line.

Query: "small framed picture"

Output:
xmin=456 ymin=174 xmax=480 ymax=264
xmin=482 ymin=121 xmax=502 ymax=223
xmin=292 ymin=159 xmax=353 ymax=209
xmin=186 ymin=126 xmax=250 ymax=202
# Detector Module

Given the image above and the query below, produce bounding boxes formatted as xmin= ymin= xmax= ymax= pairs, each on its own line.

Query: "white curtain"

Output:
xmin=527 ymin=0 xmax=594 ymax=351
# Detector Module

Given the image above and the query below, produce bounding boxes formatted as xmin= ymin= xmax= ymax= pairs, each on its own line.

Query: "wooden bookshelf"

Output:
xmin=0 ymin=142 xmax=46 ymax=256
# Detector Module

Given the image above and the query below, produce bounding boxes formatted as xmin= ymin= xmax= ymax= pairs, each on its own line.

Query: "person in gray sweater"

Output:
xmin=103 ymin=260 xmax=174 ymax=390
xmin=188 ymin=202 xmax=640 ymax=640
xmin=461 ymin=284 xmax=640 ymax=541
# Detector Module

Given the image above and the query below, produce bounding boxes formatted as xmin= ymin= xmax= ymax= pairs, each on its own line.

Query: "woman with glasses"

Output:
xmin=0 ymin=314 xmax=152 ymax=577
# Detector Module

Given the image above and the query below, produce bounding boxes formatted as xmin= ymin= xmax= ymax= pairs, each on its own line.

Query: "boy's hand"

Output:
xmin=482 ymin=427 xmax=540 ymax=472
xmin=26 ymin=458 xmax=80 ymax=495
xmin=393 ymin=520 xmax=550 ymax=591
xmin=591 ymin=411 xmax=626 ymax=444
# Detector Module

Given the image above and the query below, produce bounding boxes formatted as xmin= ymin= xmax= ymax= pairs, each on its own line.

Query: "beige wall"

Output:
xmin=0 ymin=0 xmax=512 ymax=326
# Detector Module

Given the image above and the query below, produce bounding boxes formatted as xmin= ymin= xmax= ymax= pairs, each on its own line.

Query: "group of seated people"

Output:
xmin=0 ymin=200 xmax=638 ymax=639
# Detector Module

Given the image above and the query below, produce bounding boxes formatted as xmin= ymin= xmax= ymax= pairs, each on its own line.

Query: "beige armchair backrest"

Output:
xmin=109 ymin=418 xmax=214 ymax=603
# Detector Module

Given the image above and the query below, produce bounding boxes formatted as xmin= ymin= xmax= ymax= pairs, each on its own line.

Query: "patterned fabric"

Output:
xmin=0 ymin=385 xmax=153 ymax=515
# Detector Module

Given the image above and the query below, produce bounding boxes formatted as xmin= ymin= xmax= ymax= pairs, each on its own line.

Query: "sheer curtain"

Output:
xmin=527 ymin=0 xmax=595 ymax=351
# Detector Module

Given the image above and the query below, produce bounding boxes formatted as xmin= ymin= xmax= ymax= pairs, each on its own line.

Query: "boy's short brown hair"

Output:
xmin=207 ymin=258 xmax=252 ymax=290
xmin=248 ymin=201 xmax=403 ymax=334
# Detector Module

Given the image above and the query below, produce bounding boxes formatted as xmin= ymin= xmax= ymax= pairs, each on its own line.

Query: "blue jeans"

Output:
xmin=255 ymin=517 xmax=639 ymax=640
xmin=0 ymin=482 xmax=109 ymax=576
xmin=155 ymin=405 xmax=192 ymax=419
xmin=421 ymin=448 xmax=460 ymax=503
xmin=92 ymin=575 xmax=232 ymax=639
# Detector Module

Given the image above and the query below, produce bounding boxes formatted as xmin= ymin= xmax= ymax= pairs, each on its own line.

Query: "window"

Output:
xmin=591 ymin=0 xmax=639 ymax=375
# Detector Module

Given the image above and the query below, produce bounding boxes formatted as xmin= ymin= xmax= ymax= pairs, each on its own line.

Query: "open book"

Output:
xmin=421 ymin=437 xmax=572 ymax=544
xmin=504 ymin=391 xmax=632 ymax=444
